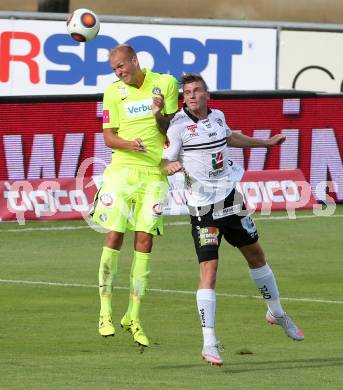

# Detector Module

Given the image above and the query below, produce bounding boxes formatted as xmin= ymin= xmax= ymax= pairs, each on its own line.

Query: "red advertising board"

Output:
xmin=0 ymin=169 xmax=317 ymax=222
xmin=239 ymin=169 xmax=317 ymax=212
xmin=0 ymin=95 xmax=342 ymax=212
xmin=0 ymin=177 xmax=95 ymax=222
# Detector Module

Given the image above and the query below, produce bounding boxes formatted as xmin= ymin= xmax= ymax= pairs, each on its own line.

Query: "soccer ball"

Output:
xmin=66 ymin=8 xmax=100 ymax=42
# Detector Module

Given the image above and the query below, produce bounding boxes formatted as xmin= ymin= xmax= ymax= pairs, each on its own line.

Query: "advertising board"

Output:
xmin=0 ymin=19 xmax=276 ymax=95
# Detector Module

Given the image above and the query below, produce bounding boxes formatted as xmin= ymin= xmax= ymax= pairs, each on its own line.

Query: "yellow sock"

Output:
xmin=129 ymin=251 xmax=150 ymax=320
xmin=98 ymin=246 xmax=119 ymax=317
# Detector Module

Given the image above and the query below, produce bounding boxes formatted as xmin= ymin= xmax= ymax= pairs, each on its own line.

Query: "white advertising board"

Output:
xmin=0 ymin=19 xmax=277 ymax=95
xmin=279 ymin=30 xmax=343 ymax=93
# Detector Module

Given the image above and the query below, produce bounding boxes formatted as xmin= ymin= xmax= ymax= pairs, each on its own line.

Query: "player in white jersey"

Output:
xmin=162 ymin=74 xmax=304 ymax=366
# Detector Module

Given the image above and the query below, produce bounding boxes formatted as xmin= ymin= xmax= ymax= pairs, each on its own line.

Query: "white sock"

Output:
xmin=196 ymin=289 xmax=217 ymax=347
xmin=249 ymin=263 xmax=284 ymax=317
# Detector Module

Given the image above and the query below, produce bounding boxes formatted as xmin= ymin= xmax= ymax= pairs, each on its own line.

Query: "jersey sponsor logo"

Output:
xmin=186 ymin=124 xmax=199 ymax=137
xmin=208 ymin=132 xmax=217 ymax=137
xmin=202 ymin=119 xmax=211 ymax=128
xmin=118 ymin=86 xmax=129 ymax=98
xmin=124 ymin=99 xmax=153 ymax=117
xmin=209 ymin=151 xmax=224 ymax=177
xmin=209 ymin=170 xmax=224 ymax=178
xmin=212 ymin=151 xmax=224 ymax=169
xmin=102 ymin=109 xmax=110 ymax=124
xmin=186 ymin=124 xmax=197 ymax=132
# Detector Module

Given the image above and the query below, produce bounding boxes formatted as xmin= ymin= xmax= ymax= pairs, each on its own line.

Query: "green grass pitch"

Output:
xmin=0 ymin=207 xmax=342 ymax=389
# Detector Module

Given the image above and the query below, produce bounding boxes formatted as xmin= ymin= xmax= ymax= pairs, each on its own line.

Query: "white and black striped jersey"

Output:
xmin=163 ymin=106 xmax=244 ymax=207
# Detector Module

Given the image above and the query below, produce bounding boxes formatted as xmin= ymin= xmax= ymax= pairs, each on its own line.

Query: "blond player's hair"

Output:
xmin=109 ymin=44 xmax=137 ymax=60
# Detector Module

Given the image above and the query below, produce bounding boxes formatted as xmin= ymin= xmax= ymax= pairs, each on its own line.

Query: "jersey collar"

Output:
xmin=122 ymin=68 xmax=150 ymax=90
xmin=183 ymin=103 xmax=212 ymax=123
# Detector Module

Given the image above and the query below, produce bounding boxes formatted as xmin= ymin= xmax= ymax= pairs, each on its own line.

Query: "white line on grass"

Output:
xmin=0 ymin=225 xmax=90 ymax=233
xmin=0 ymin=278 xmax=342 ymax=305
xmin=1 ymin=213 xmax=343 ymax=233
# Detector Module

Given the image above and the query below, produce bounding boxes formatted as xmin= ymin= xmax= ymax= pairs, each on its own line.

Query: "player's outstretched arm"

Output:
xmin=228 ymin=131 xmax=286 ymax=148
xmin=161 ymin=159 xmax=184 ymax=175
xmin=103 ymin=128 xmax=146 ymax=152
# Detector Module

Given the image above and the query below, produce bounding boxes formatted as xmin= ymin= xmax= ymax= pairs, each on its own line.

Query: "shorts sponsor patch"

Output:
xmin=99 ymin=193 xmax=114 ymax=208
xmin=212 ymin=204 xmax=241 ymax=220
xmin=152 ymin=202 xmax=163 ymax=217
xmin=99 ymin=213 xmax=107 ymax=222
xmin=241 ymin=216 xmax=257 ymax=236
xmin=199 ymin=227 xmax=218 ymax=246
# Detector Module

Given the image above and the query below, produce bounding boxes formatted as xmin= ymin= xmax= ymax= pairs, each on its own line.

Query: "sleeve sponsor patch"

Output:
xmin=102 ymin=109 xmax=110 ymax=124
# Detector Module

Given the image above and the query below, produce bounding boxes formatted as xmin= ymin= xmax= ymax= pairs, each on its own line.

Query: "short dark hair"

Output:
xmin=181 ymin=73 xmax=208 ymax=91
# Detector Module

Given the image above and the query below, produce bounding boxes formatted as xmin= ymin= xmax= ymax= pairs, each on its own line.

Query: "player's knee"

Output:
xmin=105 ymin=231 xmax=123 ymax=250
xmin=242 ymin=242 xmax=266 ymax=267
xmin=199 ymin=274 xmax=217 ymax=289
xmin=135 ymin=232 xmax=153 ymax=253
xmin=135 ymin=242 xmax=152 ymax=253
xmin=199 ymin=259 xmax=218 ymax=288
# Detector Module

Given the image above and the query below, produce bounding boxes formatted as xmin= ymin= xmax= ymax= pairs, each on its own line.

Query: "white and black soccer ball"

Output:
xmin=66 ymin=8 xmax=100 ymax=42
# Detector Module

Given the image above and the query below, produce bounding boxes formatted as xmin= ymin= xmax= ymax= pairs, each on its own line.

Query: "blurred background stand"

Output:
xmin=38 ymin=0 xmax=69 ymax=12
